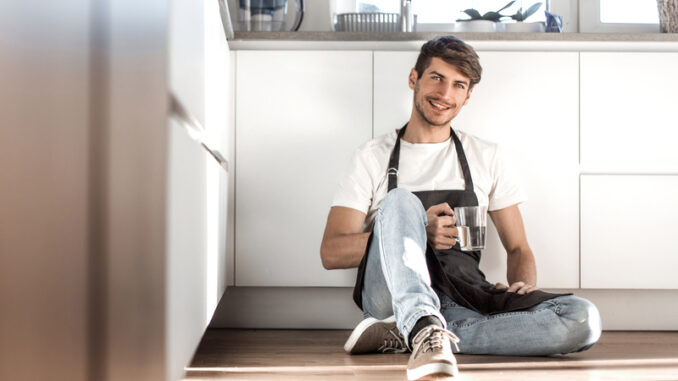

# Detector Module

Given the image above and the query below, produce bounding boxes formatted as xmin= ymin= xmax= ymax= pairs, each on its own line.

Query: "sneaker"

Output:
xmin=406 ymin=325 xmax=461 ymax=380
xmin=344 ymin=316 xmax=407 ymax=354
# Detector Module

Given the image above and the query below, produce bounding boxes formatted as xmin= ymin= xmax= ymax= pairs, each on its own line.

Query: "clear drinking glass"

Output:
xmin=454 ymin=205 xmax=488 ymax=251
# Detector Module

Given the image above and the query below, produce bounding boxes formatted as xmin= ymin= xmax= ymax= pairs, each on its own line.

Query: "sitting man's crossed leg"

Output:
xmin=344 ymin=189 xmax=602 ymax=380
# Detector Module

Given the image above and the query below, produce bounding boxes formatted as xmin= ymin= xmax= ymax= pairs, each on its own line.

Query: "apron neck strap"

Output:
xmin=387 ymin=124 xmax=474 ymax=192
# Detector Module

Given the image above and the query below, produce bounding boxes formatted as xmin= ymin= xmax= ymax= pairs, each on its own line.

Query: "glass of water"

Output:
xmin=454 ymin=206 xmax=488 ymax=251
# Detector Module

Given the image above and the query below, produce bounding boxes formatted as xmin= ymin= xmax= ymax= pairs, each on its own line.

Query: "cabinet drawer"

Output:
xmin=581 ymin=175 xmax=678 ymax=289
xmin=581 ymin=52 xmax=678 ymax=171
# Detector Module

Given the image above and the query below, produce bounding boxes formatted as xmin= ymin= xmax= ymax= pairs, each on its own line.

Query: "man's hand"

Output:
xmin=494 ymin=281 xmax=538 ymax=295
xmin=425 ymin=203 xmax=458 ymax=251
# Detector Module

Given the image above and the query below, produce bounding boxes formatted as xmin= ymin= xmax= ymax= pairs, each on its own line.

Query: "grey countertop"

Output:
xmin=229 ymin=32 xmax=678 ymax=51
xmin=233 ymin=31 xmax=678 ymax=42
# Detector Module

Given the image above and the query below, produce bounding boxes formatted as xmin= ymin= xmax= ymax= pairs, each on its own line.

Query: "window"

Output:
xmin=580 ymin=0 xmax=660 ymax=32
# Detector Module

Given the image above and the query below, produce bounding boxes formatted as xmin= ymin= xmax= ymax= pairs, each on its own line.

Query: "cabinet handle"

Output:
xmin=169 ymin=93 xmax=229 ymax=172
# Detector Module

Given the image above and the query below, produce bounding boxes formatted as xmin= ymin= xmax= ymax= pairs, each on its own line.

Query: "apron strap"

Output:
xmin=387 ymin=125 xmax=408 ymax=191
xmin=387 ymin=124 xmax=475 ymax=192
xmin=450 ymin=128 xmax=474 ymax=192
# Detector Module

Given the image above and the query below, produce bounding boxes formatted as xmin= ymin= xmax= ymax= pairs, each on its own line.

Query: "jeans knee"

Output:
xmin=554 ymin=296 xmax=602 ymax=354
xmin=379 ymin=188 xmax=426 ymax=220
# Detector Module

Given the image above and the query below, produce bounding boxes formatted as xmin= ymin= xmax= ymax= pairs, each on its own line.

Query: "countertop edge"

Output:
xmin=229 ymin=32 xmax=678 ymax=51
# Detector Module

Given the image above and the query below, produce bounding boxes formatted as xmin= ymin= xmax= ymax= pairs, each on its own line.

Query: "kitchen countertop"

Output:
xmin=229 ymin=31 xmax=678 ymax=51
xmin=234 ymin=31 xmax=678 ymax=42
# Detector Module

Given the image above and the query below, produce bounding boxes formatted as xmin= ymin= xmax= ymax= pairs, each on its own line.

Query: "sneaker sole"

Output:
xmin=406 ymin=362 xmax=458 ymax=380
xmin=343 ymin=316 xmax=396 ymax=354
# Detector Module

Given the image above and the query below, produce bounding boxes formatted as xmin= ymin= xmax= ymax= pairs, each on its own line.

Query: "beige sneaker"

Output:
xmin=406 ymin=325 xmax=461 ymax=380
xmin=344 ymin=316 xmax=407 ymax=354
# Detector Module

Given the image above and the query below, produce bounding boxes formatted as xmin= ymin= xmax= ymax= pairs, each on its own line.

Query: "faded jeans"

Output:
xmin=362 ymin=188 xmax=602 ymax=355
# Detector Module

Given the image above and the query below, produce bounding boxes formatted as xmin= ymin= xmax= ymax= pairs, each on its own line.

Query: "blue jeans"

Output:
xmin=362 ymin=188 xmax=602 ymax=355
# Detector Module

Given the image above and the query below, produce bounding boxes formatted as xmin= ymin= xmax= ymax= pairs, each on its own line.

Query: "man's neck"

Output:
xmin=402 ymin=118 xmax=451 ymax=144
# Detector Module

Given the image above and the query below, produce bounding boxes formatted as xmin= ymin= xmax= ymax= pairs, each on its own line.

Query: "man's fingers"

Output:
xmin=507 ymin=281 xmax=525 ymax=293
xmin=495 ymin=282 xmax=508 ymax=290
xmin=427 ymin=202 xmax=453 ymax=216
xmin=495 ymin=282 xmax=537 ymax=294
xmin=436 ymin=216 xmax=455 ymax=227
xmin=517 ymin=284 xmax=538 ymax=295
xmin=433 ymin=235 xmax=457 ymax=250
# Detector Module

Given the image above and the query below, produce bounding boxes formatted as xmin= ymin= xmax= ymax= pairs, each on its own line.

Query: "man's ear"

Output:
xmin=408 ymin=68 xmax=418 ymax=90
xmin=463 ymin=85 xmax=475 ymax=106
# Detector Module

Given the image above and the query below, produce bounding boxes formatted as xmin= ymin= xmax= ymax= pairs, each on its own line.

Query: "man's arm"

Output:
xmin=489 ymin=204 xmax=538 ymax=294
xmin=320 ymin=206 xmax=370 ymax=269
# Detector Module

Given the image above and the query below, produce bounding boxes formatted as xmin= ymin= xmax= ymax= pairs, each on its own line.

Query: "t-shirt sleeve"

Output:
xmin=487 ymin=145 xmax=527 ymax=211
xmin=331 ymin=147 xmax=375 ymax=214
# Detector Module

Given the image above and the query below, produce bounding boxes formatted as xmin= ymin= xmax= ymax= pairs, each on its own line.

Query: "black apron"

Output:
xmin=353 ymin=125 xmax=567 ymax=315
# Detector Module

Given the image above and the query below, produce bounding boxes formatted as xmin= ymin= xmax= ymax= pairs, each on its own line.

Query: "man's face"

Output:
xmin=409 ymin=57 xmax=474 ymax=128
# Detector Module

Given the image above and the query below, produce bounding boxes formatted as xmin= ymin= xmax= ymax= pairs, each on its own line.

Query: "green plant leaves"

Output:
xmin=482 ymin=11 xmax=503 ymax=22
xmin=462 ymin=8 xmax=482 ymax=20
xmin=522 ymin=3 xmax=543 ymax=20
xmin=497 ymin=1 xmax=516 ymax=13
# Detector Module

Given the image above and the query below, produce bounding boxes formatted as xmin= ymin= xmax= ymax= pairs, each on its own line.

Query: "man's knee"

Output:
xmin=552 ymin=296 xmax=602 ymax=354
xmin=378 ymin=188 xmax=426 ymax=218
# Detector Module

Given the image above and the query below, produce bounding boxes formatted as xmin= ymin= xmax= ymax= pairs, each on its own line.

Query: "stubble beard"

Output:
xmin=413 ymin=84 xmax=455 ymax=128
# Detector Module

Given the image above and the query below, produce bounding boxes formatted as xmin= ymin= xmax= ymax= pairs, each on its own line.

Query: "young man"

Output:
xmin=320 ymin=36 xmax=602 ymax=380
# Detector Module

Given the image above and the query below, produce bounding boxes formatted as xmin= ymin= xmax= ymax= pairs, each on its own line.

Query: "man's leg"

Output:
xmin=361 ymin=188 xmax=446 ymax=346
xmin=345 ymin=189 xmax=459 ymax=380
xmin=438 ymin=293 xmax=602 ymax=356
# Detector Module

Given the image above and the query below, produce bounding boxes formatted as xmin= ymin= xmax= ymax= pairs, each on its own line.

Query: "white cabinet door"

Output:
xmin=581 ymin=52 xmax=678 ymax=172
xmin=374 ymin=51 xmax=419 ymax=137
xmin=581 ymin=175 xmax=678 ymax=289
xmin=374 ymin=51 xmax=580 ymax=288
xmin=236 ymin=51 xmax=372 ymax=286
xmin=169 ymin=0 xmax=205 ymax=124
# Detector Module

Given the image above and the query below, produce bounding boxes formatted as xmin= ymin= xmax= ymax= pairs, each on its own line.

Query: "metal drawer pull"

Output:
xmin=169 ymin=93 xmax=229 ymax=172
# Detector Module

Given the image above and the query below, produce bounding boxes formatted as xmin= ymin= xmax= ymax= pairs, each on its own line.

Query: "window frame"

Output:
xmin=579 ymin=0 xmax=660 ymax=33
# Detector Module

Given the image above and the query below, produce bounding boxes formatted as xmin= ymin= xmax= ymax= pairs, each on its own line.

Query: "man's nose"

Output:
xmin=436 ymin=82 xmax=453 ymax=99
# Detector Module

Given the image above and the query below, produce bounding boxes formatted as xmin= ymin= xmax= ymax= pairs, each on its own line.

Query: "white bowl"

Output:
xmin=452 ymin=20 xmax=497 ymax=33
xmin=503 ymin=21 xmax=546 ymax=33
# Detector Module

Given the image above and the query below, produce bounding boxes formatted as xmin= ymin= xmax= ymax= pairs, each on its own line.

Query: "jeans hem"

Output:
xmin=402 ymin=308 xmax=448 ymax=348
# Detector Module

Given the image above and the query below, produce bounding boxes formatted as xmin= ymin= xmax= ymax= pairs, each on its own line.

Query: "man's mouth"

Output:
xmin=428 ymin=99 xmax=451 ymax=111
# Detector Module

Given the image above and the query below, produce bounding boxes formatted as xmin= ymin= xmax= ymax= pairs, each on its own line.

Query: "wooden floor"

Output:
xmin=183 ymin=330 xmax=678 ymax=380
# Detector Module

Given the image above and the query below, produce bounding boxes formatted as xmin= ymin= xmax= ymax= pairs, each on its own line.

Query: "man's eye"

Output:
xmin=432 ymin=76 xmax=441 ymax=80
xmin=455 ymin=83 xmax=465 ymax=89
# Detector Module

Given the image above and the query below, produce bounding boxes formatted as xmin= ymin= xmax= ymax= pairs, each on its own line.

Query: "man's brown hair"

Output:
xmin=414 ymin=36 xmax=482 ymax=88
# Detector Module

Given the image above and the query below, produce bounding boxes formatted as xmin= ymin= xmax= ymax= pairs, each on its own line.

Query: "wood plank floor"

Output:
xmin=183 ymin=330 xmax=678 ymax=380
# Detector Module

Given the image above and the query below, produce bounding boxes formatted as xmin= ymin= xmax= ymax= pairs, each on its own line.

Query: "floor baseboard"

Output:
xmin=209 ymin=287 xmax=678 ymax=330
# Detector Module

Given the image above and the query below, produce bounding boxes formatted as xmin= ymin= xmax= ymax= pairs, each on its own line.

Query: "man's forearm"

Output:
xmin=506 ymin=247 xmax=537 ymax=286
xmin=320 ymin=232 xmax=371 ymax=270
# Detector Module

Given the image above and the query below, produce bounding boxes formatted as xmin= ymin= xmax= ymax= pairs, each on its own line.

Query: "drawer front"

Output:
xmin=581 ymin=175 xmax=678 ymax=289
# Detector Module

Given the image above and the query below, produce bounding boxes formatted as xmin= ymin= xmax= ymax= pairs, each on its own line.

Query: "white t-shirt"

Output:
xmin=331 ymin=129 xmax=527 ymax=232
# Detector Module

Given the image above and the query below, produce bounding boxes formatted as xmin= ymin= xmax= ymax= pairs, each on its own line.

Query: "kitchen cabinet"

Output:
xmin=235 ymin=50 xmax=372 ymax=286
xmin=580 ymin=52 xmax=678 ymax=172
xmin=581 ymin=175 xmax=678 ymax=288
xmin=166 ymin=0 xmax=231 ymax=379
xmin=373 ymin=51 xmax=580 ymax=288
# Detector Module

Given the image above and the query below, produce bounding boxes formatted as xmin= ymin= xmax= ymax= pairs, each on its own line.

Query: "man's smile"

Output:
xmin=427 ymin=98 xmax=452 ymax=112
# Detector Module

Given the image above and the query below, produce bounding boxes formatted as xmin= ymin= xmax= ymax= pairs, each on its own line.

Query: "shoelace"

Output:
xmin=419 ymin=326 xmax=461 ymax=354
xmin=378 ymin=328 xmax=407 ymax=353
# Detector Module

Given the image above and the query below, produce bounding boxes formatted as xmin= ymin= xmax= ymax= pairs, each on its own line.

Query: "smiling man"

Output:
xmin=320 ymin=36 xmax=602 ymax=380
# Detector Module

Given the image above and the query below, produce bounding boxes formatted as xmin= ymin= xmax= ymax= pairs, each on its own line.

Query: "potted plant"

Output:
xmin=453 ymin=1 xmax=516 ymax=32
xmin=503 ymin=2 xmax=545 ymax=32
